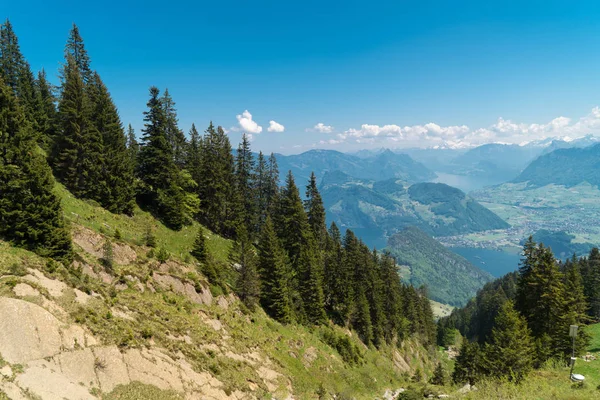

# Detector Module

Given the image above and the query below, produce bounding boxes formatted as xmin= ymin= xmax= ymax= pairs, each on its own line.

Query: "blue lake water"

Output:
xmin=452 ymin=247 xmax=521 ymax=277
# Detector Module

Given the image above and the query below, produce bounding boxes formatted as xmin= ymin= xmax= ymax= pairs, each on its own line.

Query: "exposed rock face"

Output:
xmin=152 ymin=272 xmax=213 ymax=305
xmin=0 ymin=297 xmax=64 ymax=363
xmin=0 ymin=297 xmax=245 ymax=399
xmin=73 ymin=226 xmax=137 ymax=265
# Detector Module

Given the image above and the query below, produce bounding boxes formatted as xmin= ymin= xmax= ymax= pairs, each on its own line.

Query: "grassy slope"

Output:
xmin=456 ymin=323 xmax=600 ymax=399
xmin=0 ymin=184 xmax=438 ymax=399
xmin=57 ymin=183 xmax=232 ymax=261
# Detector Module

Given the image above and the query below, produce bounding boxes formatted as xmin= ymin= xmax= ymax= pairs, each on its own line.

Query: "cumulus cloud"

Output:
xmin=314 ymin=107 xmax=600 ymax=148
xmin=268 ymin=120 xmax=285 ymax=132
xmin=236 ymin=110 xmax=262 ymax=134
xmin=311 ymin=123 xmax=334 ymax=133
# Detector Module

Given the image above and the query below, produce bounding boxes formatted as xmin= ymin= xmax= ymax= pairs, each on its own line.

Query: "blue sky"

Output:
xmin=4 ymin=0 xmax=600 ymax=153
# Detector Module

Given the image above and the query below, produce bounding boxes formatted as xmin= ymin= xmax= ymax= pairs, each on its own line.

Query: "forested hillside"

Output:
xmin=439 ymin=238 xmax=594 ymax=386
xmin=387 ymin=227 xmax=493 ymax=306
xmin=320 ymin=177 xmax=509 ymax=248
xmin=0 ymin=20 xmax=439 ymax=398
xmin=514 ymin=143 xmax=600 ymax=188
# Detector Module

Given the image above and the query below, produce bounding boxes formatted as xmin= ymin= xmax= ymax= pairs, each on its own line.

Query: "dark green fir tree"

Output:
xmin=0 ymin=77 xmax=73 ymax=263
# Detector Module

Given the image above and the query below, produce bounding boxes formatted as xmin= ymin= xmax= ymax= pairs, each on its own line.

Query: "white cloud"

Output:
xmin=268 ymin=120 xmax=285 ymax=132
xmin=314 ymin=107 xmax=600 ymax=148
xmin=311 ymin=123 xmax=334 ymax=133
xmin=236 ymin=110 xmax=262 ymax=134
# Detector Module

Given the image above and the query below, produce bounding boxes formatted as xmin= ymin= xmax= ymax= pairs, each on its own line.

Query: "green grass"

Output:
xmin=455 ymin=323 xmax=600 ymax=399
xmin=57 ymin=184 xmax=232 ymax=262
xmin=104 ymin=382 xmax=183 ymax=400
xmin=0 ymin=184 xmax=449 ymax=399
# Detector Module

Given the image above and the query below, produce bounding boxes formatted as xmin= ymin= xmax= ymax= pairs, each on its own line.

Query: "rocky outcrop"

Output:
xmin=0 ymin=297 xmax=245 ymax=399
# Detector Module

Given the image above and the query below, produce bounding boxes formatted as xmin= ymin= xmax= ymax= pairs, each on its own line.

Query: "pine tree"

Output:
xmin=136 ymin=87 xmax=187 ymax=229
xmin=0 ymin=77 xmax=73 ymax=263
xmin=297 ymin=235 xmax=327 ymax=325
xmin=587 ymin=248 xmax=600 ymax=320
xmin=276 ymin=171 xmax=309 ymax=267
xmin=380 ymin=252 xmax=405 ymax=344
xmin=52 ymin=57 xmax=104 ymax=202
xmin=64 ymin=24 xmax=92 ymax=84
xmin=515 ymin=236 xmax=537 ymax=317
xmin=161 ymin=89 xmax=187 ymax=168
xmin=324 ymin=222 xmax=354 ymax=325
xmin=266 ymin=153 xmax=280 ymax=215
xmin=452 ymin=340 xmax=484 ymax=385
xmin=101 ymin=238 xmax=114 ymax=271
xmin=254 ymin=151 xmax=269 ymax=233
xmin=197 ymin=122 xmax=236 ymax=237
xmin=430 ymin=362 xmax=447 ymax=386
xmin=0 ymin=20 xmax=37 ymax=129
xmin=304 ymin=172 xmax=327 ymax=247
xmin=344 ymin=229 xmax=373 ymax=344
xmin=191 ymin=227 xmax=209 ymax=264
xmin=126 ymin=124 xmax=139 ymax=171
xmin=186 ymin=124 xmax=202 ymax=188
xmin=557 ymin=260 xmax=590 ymax=358
xmin=235 ymin=133 xmax=257 ymax=235
xmin=233 ymin=226 xmax=260 ymax=311
xmin=522 ymin=244 xmax=567 ymax=359
xmin=33 ymin=70 xmax=58 ymax=149
xmin=483 ymin=300 xmax=534 ymax=383
xmin=87 ymin=72 xmax=134 ymax=214
xmin=257 ymin=217 xmax=294 ymax=323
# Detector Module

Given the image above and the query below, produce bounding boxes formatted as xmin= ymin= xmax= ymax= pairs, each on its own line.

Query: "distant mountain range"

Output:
xmin=514 ymin=143 xmax=600 ymax=188
xmin=387 ymin=226 xmax=494 ymax=306
xmin=320 ymin=174 xmax=509 ymax=248
xmin=352 ymin=135 xmax=600 ymax=191
xmin=275 ymin=149 xmax=435 ymax=185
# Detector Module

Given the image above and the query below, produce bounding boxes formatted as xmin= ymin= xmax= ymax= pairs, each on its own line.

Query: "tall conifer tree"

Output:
xmin=137 ymin=87 xmax=186 ymax=229
xmin=257 ymin=217 xmax=294 ymax=323
xmin=197 ymin=123 xmax=236 ymax=237
xmin=0 ymin=20 xmax=37 ymax=127
xmin=33 ymin=70 xmax=58 ymax=148
xmin=126 ymin=124 xmax=139 ymax=171
xmin=233 ymin=226 xmax=260 ymax=311
xmin=305 ymin=171 xmax=327 ymax=247
xmin=483 ymin=301 xmax=534 ymax=383
xmin=87 ymin=72 xmax=134 ymax=214
xmin=235 ymin=133 xmax=257 ymax=235
xmin=0 ymin=78 xmax=73 ymax=263
xmin=161 ymin=89 xmax=187 ymax=168
xmin=52 ymin=57 xmax=104 ymax=201
xmin=64 ymin=24 xmax=92 ymax=84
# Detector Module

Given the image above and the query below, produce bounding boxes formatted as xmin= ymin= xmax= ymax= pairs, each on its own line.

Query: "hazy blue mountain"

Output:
xmin=448 ymin=143 xmax=541 ymax=183
xmin=514 ymin=143 xmax=600 ymax=187
xmin=320 ymin=174 xmax=510 ymax=248
xmin=275 ymin=149 xmax=435 ymax=185
xmin=538 ymin=134 xmax=600 ymax=156
xmin=387 ymin=226 xmax=494 ymax=306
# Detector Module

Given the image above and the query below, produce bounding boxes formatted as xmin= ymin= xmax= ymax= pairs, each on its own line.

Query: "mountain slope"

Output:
xmin=514 ymin=143 xmax=600 ymax=187
xmin=387 ymin=226 xmax=494 ymax=306
xmin=276 ymin=149 xmax=435 ymax=185
xmin=321 ymin=176 xmax=509 ymax=248
xmin=0 ymin=185 xmax=432 ymax=399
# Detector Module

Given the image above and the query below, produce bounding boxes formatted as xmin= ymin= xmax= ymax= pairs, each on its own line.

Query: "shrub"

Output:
xmin=156 ymin=247 xmax=170 ymax=264
xmin=319 ymin=328 xmax=364 ymax=366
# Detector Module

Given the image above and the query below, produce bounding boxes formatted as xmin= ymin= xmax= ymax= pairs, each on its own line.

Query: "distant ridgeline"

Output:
xmin=320 ymin=173 xmax=509 ymax=248
xmin=387 ymin=226 xmax=494 ymax=307
xmin=514 ymin=143 xmax=600 ymax=188
xmin=439 ymin=238 xmax=599 ymax=385
xmin=0 ymin=20 xmax=437 ymax=357
xmin=275 ymin=148 xmax=436 ymax=185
